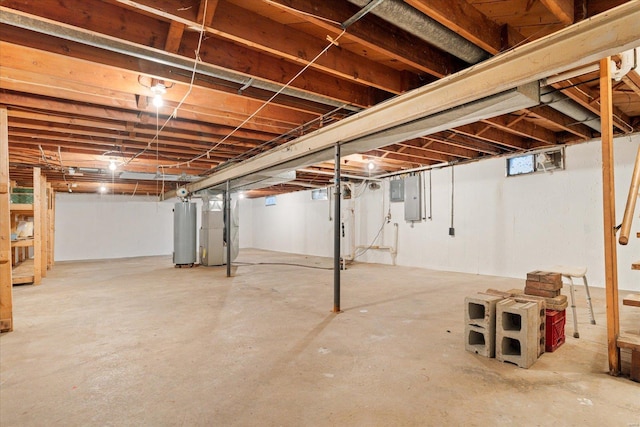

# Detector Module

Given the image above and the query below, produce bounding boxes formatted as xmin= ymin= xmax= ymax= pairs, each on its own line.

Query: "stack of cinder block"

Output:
xmin=465 ymin=292 xmax=543 ymax=368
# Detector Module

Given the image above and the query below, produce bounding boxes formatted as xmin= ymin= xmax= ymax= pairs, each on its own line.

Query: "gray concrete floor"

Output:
xmin=1 ymin=249 xmax=639 ymax=426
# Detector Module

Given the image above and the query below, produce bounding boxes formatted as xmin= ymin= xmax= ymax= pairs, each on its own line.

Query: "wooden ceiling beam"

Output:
xmin=424 ymin=134 xmax=501 ymax=156
xmin=397 ymin=139 xmax=480 ymax=160
xmin=0 ymin=42 xmax=319 ymax=127
xmin=551 ymin=82 xmax=633 ymax=132
xmin=263 ymin=0 xmax=464 ymax=78
xmin=201 ymin=1 xmax=417 ymax=93
xmin=482 ymin=115 xmax=557 ymax=144
xmin=404 ymin=0 xmax=503 ymax=54
xmin=526 ymin=105 xmax=595 ymax=140
xmin=0 ymin=10 xmax=379 ymax=109
xmin=2 ymin=94 xmax=278 ymax=141
xmin=539 ymin=0 xmax=575 ymax=25
xmin=164 ymin=21 xmax=186 ymax=53
xmin=452 ymin=124 xmax=531 ymax=150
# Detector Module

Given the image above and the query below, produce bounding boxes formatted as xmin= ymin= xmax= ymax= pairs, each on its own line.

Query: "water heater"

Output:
xmin=173 ymin=201 xmax=197 ymax=266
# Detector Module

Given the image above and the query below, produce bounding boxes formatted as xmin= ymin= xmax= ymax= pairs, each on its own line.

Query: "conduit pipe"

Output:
xmin=347 ymin=0 xmax=489 ymax=64
xmin=540 ymin=86 xmax=602 ymax=132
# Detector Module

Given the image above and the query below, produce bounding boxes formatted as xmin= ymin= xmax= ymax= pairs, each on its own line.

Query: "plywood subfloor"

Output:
xmin=1 ymin=249 xmax=639 ymax=426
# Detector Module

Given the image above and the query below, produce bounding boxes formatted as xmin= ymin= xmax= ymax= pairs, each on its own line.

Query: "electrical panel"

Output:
xmin=390 ymin=179 xmax=404 ymax=202
xmin=404 ymin=175 xmax=422 ymax=221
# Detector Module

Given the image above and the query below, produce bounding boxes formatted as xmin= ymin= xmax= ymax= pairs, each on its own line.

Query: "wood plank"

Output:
xmin=633 ymin=261 xmax=640 ymax=270
xmin=264 ymin=0 xmax=463 ymax=78
xmin=539 ymin=0 xmax=574 ymax=25
xmin=164 ymin=21 xmax=185 ymax=53
xmin=405 ymin=0 xmax=503 ymax=54
xmin=623 ymin=294 xmax=640 ymax=307
xmin=32 ymin=167 xmax=42 ymax=286
xmin=617 ymin=333 xmax=640 ymax=351
xmin=600 ymin=57 xmax=621 ymax=375
xmin=8 ymin=203 xmax=33 ymax=212
xmin=0 ymin=107 xmax=13 ymax=332
xmin=10 ymin=238 xmax=33 ymax=248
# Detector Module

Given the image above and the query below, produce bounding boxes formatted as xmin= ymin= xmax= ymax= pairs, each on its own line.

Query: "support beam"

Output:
xmin=600 ymin=57 xmax=620 ymax=376
xmin=333 ymin=143 xmax=341 ymax=313
xmin=0 ymin=107 xmax=12 ymax=332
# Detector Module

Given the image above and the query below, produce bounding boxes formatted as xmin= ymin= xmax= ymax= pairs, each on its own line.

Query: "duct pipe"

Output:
xmin=347 ymin=0 xmax=489 ymax=64
xmin=540 ymin=86 xmax=601 ymax=132
xmin=611 ymin=48 xmax=638 ymax=81
xmin=0 ymin=7 xmax=361 ymax=113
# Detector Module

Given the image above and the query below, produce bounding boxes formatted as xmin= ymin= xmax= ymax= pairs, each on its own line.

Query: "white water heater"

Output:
xmin=173 ymin=201 xmax=197 ymax=266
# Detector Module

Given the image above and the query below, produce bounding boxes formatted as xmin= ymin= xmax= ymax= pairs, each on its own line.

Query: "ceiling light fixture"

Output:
xmin=108 ymin=160 xmax=117 ymax=171
xmin=367 ymin=161 xmax=375 ymax=171
xmin=99 ymin=184 xmax=107 ymax=193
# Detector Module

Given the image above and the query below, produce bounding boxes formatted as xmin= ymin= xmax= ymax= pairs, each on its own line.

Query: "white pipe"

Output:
xmin=611 ymin=49 xmax=636 ymax=81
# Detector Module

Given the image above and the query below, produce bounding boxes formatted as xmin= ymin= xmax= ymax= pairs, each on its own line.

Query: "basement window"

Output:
xmin=506 ymin=148 xmax=564 ymax=177
xmin=265 ymin=195 xmax=277 ymax=206
xmin=311 ymin=188 xmax=328 ymax=200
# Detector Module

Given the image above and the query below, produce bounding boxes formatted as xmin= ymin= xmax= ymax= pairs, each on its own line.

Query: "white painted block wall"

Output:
xmin=55 ymin=194 xmax=192 ymax=261
xmin=247 ymin=134 xmax=640 ymax=291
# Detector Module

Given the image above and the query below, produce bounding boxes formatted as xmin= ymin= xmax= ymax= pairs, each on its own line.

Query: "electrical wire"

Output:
xmin=232 ymin=261 xmax=333 ymax=270
xmin=354 ymin=216 xmax=388 ymax=259
xmin=157 ymin=27 xmax=349 ymax=170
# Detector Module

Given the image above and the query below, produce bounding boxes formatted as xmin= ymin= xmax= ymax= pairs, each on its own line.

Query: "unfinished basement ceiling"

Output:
xmin=1 ymin=0 xmax=639 ymax=197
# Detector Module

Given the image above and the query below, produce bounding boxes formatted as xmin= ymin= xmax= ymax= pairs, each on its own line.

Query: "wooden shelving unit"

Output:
xmin=9 ymin=168 xmax=55 ymax=286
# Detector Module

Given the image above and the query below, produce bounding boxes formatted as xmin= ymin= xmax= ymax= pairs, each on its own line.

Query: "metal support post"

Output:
xmin=333 ymin=143 xmax=341 ymax=313
xmin=226 ymin=180 xmax=231 ymax=278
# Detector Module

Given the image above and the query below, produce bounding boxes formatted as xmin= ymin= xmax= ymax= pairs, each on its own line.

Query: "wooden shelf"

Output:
xmin=11 ymin=238 xmax=33 ymax=248
xmin=9 ymin=203 xmax=33 ymax=212
xmin=623 ymin=294 xmax=640 ymax=307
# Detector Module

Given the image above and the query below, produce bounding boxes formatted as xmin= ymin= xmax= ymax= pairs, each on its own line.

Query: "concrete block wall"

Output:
xmin=496 ymin=299 xmax=540 ymax=368
xmin=464 ymin=294 xmax=503 ymax=357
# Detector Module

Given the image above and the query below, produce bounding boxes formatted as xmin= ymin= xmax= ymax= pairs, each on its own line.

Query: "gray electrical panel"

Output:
xmin=390 ymin=179 xmax=404 ymax=202
xmin=404 ymin=175 xmax=422 ymax=221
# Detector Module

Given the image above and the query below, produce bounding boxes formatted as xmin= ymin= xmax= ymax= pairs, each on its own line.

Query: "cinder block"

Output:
xmin=464 ymin=294 xmax=503 ymax=329
xmin=465 ymin=324 xmax=496 ymax=357
xmin=496 ymin=299 xmax=540 ymax=369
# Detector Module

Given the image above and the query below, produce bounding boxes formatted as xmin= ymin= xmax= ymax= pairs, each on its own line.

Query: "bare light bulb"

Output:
xmin=238 ymin=193 xmax=245 ymax=199
xmin=367 ymin=161 xmax=375 ymax=171
xmin=151 ymin=82 xmax=166 ymax=108
xmin=108 ymin=160 xmax=117 ymax=171
xmin=99 ymin=185 xmax=107 ymax=193
xmin=152 ymin=94 xmax=163 ymax=108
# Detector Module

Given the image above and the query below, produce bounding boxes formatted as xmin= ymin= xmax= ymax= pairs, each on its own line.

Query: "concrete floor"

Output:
xmin=1 ymin=249 xmax=639 ymax=426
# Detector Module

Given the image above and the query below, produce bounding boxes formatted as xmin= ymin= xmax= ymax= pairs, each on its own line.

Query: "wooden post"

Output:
xmin=40 ymin=175 xmax=47 ymax=277
xmin=600 ymin=57 xmax=621 ymax=375
xmin=0 ymin=108 xmax=13 ymax=332
xmin=33 ymin=167 xmax=42 ymax=285
xmin=48 ymin=184 xmax=55 ymax=269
